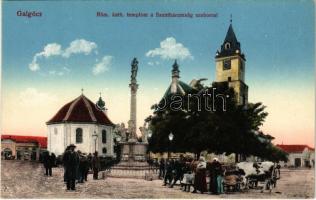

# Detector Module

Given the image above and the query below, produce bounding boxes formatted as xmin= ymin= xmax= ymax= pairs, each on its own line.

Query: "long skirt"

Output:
xmin=194 ymin=169 xmax=207 ymax=193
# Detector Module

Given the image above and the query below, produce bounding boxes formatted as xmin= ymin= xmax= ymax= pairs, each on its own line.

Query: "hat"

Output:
xmin=69 ymin=144 xmax=76 ymax=148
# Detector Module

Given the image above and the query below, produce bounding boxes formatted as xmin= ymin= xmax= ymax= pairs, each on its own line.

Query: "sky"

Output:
xmin=1 ymin=0 xmax=315 ymax=147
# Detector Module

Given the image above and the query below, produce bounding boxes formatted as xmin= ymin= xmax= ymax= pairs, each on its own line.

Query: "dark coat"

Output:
xmin=63 ymin=150 xmax=79 ymax=180
xmin=194 ymin=167 xmax=207 ymax=193
xmin=92 ymin=156 xmax=101 ymax=170
xmin=43 ymin=152 xmax=53 ymax=168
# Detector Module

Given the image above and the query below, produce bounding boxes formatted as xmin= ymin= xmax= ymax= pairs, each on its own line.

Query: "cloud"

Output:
xmin=38 ymin=43 xmax=63 ymax=58
xmin=29 ymin=39 xmax=97 ymax=71
xmin=148 ymin=61 xmax=160 ymax=66
xmin=92 ymin=55 xmax=113 ymax=75
xmin=19 ymin=88 xmax=58 ymax=107
xmin=62 ymin=39 xmax=97 ymax=58
xmin=29 ymin=43 xmax=62 ymax=71
xmin=146 ymin=37 xmax=193 ymax=60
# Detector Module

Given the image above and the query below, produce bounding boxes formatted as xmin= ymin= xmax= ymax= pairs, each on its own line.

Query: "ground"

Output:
xmin=1 ymin=160 xmax=314 ymax=199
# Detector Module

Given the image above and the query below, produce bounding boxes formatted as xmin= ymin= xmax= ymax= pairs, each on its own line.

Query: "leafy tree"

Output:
xmin=147 ymin=82 xmax=287 ymax=162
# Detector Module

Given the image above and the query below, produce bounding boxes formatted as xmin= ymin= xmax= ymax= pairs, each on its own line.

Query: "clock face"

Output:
xmin=223 ymin=59 xmax=231 ymax=70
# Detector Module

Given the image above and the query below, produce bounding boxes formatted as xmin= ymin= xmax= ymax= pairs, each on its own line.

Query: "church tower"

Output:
xmin=215 ymin=19 xmax=248 ymax=105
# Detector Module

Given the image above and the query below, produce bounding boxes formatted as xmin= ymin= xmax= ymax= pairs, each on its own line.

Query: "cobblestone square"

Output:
xmin=1 ymin=161 xmax=314 ymax=199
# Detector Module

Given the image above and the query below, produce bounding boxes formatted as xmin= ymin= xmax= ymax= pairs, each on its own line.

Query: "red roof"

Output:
xmin=1 ymin=135 xmax=47 ymax=148
xmin=46 ymin=95 xmax=114 ymax=126
xmin=277 ymin=144 xmax=314 ymax=153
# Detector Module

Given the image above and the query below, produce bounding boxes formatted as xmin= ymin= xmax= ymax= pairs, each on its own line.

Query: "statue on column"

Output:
xmin=131 ymin=58 xmax=138 ymax=82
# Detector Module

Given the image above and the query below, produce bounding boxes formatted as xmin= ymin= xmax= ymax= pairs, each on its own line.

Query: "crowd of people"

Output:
xmin=155 ymin=155 xmax=225 ymax=195
xmin=42 ymin=144 xmax=101 ymax=191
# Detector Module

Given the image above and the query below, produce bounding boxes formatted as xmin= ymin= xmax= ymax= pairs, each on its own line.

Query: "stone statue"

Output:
xmin=115 ymin=123 xmax=128 ymax=142
xmin=131 ymin=58 xmax=138 ymax=81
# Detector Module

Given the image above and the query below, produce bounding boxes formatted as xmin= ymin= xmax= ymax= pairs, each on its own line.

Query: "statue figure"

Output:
xmin=115 ymin=123 xmax=128 ymax=142
xmin=131 ymin=58 xmax=138 ymax=81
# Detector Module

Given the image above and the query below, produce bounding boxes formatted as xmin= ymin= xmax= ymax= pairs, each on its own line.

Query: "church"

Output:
xmin=164 ymin=21 xmax=248 ymax=106
xmin=46 ymin=94 xmax=116 ymax=157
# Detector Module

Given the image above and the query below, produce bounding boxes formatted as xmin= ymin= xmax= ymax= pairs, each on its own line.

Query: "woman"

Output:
xmin=192 ymin=156 xmax=207 ymax=194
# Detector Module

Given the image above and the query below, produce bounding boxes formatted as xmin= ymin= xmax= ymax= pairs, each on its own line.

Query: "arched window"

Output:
xmin=54 ymin=128 xmax=58 ymax=135
xmin=225 ymin=42 xmax=231 ymax=50
xmin=102 ymin=130 xmax=107 ymax=143
xmin=76 ymin=128 xmax=83 ymax=143
xmin=102 ymin=147 xmax=107 ymax=154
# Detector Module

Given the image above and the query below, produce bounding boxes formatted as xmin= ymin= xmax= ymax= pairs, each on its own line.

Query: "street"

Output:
xmin=1 ymin=160 xmax=314 ymax=198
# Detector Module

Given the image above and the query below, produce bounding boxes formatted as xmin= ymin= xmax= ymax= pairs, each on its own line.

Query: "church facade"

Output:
xmin=215 ymin=22 xmax=248 ymax=105
xmin=46 ymin=94 xmax=115 ymax=157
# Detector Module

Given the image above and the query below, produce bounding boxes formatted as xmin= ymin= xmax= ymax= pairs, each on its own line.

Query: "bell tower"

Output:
xmin=215 ymin=18 xmax=248 ymax=105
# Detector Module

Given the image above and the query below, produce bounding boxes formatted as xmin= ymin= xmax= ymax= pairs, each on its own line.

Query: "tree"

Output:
xmin=147 ymin=82 xmax=288 ymax=162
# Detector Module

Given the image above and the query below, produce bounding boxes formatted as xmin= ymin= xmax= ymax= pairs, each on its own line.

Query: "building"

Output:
xmin=215 ymin=21 xmax=248 ymax=105
xmin=1 ymin=135 xmax=47 ymax=160
xmin=46 ymin=94 xmax=116 ymax=157
xmin=277 ymin=144 xmax=315 ymax=167
xmin=162 ymin=60 xmax=195 ymax=97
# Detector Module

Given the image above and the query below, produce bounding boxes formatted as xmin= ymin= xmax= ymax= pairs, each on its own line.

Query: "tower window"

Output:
xmin=225 ymin=42 xmax=231 ymax=49
xmin=223 ymin=59 xmax=231 ymax=70
xmin=102 ymin=130 xmax=107 ymax=143
xmin=76 ymin=128 xmax=83 ymax=143
xmin=228 ymin=77 xmax=231 ymax=82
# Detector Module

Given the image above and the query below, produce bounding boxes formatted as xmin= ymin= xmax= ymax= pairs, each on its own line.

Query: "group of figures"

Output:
xmin=152 ymin=155 xmax=281 ymax=195
xmin=155 ymin=155 xmax=225 ymax=195
xmin=42 ymin=144 xmax=101 ymax=191
xmin=62 ymin=144 xmax=101 ymax=190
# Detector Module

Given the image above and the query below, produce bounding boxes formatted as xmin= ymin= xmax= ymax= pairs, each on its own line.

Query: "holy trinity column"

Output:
xmin=128 ymin=58 xmax=139 ymax=141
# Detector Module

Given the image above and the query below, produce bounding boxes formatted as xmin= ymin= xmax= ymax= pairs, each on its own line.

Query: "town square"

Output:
xmin=1 ymin=0 xmax=315 ymax=199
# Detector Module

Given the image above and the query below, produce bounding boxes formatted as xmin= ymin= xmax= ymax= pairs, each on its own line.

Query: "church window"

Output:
xmin=228 ymin=77 xmax=231 ymax=82
xmin=225 ymin=42 xmax=231 ymax=49
xmin=102 ymin=130 xmax=107 ymax=143
xmin=76 ymin=128 xmax=83 ymax=143
xmin=54 ymin=128 xmax=58 ymax=135
xmin=223 ymin=59 xmax=231 ymax=70
xmin=102 ymin=147 xmax=107 ymax=154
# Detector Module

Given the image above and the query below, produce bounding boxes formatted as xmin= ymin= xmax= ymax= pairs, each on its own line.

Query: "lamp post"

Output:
xmin=92 ymin=131 xmax=98 ymax=153
xmin=168 ymin=132 xmax=174 ymax=159
xmin=147 ymin=130 xmax=153 ymax=161
xmin=115 ymin=135 xmax=122 ymax=160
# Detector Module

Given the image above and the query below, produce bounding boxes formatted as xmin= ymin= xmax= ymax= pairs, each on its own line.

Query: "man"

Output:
xmin=63 ymin=144 xmax=79 ymax=191
xmin=92 ymin=151 xmax=101 ymax=180
xmin=43 ymin=151 xmax=52 ymax=176
xmin=163 ymin=159 xmax=174 ymax=186
xmin=79 ymin=153 xmax=89 ymax=183
xmin=159 ymin=158 xmax=165 ymax=179
xmin=170 ymin=157 xmax=185 ymax=188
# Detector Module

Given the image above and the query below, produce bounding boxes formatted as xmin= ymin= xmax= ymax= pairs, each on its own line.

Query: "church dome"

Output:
xmin=46 ymin=94 xmax=114 ymax=126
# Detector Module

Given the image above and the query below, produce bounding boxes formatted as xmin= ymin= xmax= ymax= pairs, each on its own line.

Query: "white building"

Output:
xmin=277 ymin=144 xmax=315 ymax=167
xmin=46 ymin=94 xmax=115 ymax=157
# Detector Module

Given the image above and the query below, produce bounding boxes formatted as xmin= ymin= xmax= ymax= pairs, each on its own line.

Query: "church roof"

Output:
xmin=216 ymin=23 xmax=245 ymax=60
xmin=46 ymin=95 xmax=114 ymax=126
xmin=163 ymin=80 xmax=194 ymax=98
